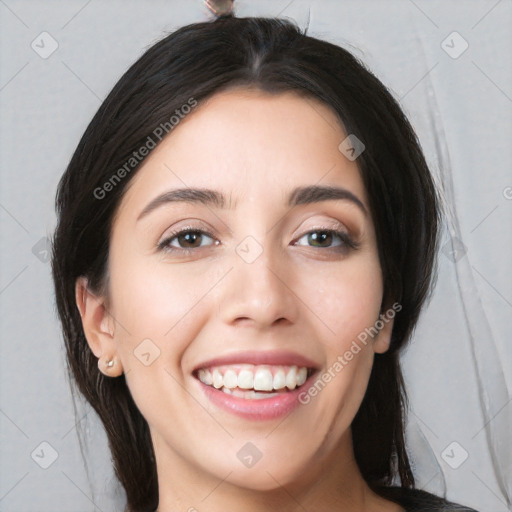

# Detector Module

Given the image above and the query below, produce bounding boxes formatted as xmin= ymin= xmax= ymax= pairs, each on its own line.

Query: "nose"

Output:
xmin=218 ymin=244 xmax=300 ymax=330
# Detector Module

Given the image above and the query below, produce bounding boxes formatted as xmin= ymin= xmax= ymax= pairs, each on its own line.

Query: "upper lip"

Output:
xmin=192 ymin=350 xmax=320 ymax=373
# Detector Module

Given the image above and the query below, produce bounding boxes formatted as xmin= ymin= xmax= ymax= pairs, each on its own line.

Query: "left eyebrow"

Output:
xmin=136 ymin=184 xmax=368 ymax=222
xmin=287 ymin=185 xmax=367 ymax=216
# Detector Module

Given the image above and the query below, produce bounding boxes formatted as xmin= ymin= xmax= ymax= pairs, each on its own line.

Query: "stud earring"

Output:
xmin=98 ymin=355 xmax=123 ymax=377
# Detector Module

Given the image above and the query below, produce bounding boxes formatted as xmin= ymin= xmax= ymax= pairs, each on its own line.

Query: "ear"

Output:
xmin=75 ymin=276 xmax=123 ymax=376
xmin=372 ymin=303 xmax=398 ymax=354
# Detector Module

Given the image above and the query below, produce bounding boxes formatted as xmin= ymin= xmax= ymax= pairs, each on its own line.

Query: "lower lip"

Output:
xmin=196 ymin=373 xmax=317 ymax=421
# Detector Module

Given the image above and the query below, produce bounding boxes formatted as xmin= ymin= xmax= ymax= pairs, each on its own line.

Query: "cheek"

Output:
xmin=301 ymin=262 xmax=382 ymax=449
xmin=107 ymin=253 xmax=214 ymax=425
xmin=305 ymin=255 xmax=383 ymax=349
xmin=107 ymin=246 xmax=231 ymax=383
xmin=108 ymin=247 xmax=208 ymax=337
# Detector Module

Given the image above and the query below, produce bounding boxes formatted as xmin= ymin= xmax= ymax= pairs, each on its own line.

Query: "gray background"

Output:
xmin=1 ymin=1 xmax=511 ymax=511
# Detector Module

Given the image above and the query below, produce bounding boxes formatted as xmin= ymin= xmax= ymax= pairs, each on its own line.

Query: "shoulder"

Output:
xmin=374 ymin=486 xmax=480 ymax=512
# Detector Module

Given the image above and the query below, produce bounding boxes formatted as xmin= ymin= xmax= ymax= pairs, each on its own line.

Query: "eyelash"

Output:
xmin=157 ymin=226 xmax=360 ymax=254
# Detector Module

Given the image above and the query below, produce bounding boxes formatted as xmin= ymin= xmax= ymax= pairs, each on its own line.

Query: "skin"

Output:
xmin=76 ymin=88 xmax=404 ymax=512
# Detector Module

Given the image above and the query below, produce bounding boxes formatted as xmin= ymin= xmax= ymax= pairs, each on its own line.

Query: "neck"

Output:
xmin=153 ymin=429 xmax=398 ymax=512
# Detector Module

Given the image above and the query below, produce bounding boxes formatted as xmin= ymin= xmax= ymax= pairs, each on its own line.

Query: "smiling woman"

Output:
xmin=51 ymin=12 xmax=478 ymax=512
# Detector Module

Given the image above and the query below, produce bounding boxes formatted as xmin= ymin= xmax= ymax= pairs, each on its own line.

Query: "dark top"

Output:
xmin=376 ymin=486 xmax=479 ymax=511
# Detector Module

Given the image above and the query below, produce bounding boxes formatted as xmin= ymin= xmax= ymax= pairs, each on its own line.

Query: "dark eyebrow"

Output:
xmin=287 ymin=185 xmax=367 ymax=216
xmin=136 ymin=185 xmax=367 ymax=221
xmin=137 ymin=188 xmax=226 ymax=221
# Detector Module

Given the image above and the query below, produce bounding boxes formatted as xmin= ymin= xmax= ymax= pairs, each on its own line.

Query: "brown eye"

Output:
xmin=158 ymin=229 xmax=217 ymax=252
xmin=295 ymin=229 xmax=358 ymax=250
xmin=306 ymin=231 xmax=335 ymax=248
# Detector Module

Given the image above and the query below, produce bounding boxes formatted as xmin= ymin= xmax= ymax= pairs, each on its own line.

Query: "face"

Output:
xmin=78 ymin=88 xmax=393 ymax=496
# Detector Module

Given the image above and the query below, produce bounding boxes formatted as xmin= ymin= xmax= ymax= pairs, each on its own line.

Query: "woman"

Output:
xmin=51 ymin=11 xmax=479 ymax=512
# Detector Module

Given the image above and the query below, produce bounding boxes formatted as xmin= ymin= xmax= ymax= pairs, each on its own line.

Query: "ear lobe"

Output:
xmin=75 ymin=277 xmax=114 ymax=358
xmin=372 ymin=314 xmax=394 ymax=354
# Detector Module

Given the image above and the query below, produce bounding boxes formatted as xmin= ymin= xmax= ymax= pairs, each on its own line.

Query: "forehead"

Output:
xmin=114 ymin=87 xmax=367 ymax=221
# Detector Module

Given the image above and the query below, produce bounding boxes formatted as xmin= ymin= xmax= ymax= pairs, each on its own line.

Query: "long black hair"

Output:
xmin=51 ymin=14 xmax=440 ymax=512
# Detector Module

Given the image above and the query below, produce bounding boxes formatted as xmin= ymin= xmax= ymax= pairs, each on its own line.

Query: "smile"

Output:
xmin=197 ymin=364 xmax=312 ymax=398
xmin=192 ymin=351 xmax=319 ymax=420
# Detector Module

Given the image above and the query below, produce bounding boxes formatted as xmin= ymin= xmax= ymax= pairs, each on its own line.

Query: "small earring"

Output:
xmin=98 ymin=355 xmax=124 ymax=377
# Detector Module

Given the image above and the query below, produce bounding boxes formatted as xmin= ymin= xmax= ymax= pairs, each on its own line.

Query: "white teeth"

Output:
xmin=223 ymin=369 xmax=238 ymax=389
xmin=238 ymin=369 xmax=254 ymax=389
xmin=196 ymin=363 xmax=312 ymax=393
xmin=253 ymin=366 xmax=274 ymax=391
xmin=273 ymin=369 xmax=286 ymax=390
xmin=198 ymin=368 xmax=212 ymax=386
xmin=212 ymin=368 xmax=223 ymax=389
xmin=223 ymin=387 xmax=280 ymax=399
xmin=296 ymin=367 xmax=307 ymax=386
xmin=242 ymin=389 xmax=279 ymax=400
xmin=285 ymin=366 xmax=297 ymax=390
